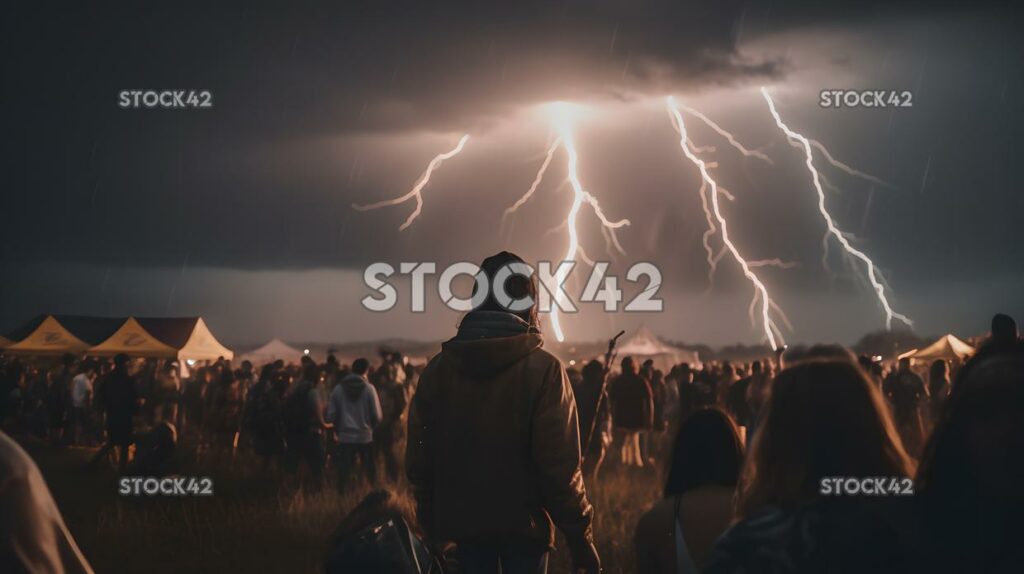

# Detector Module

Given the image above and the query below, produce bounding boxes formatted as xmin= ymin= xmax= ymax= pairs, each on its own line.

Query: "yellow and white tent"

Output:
xmin=134 ymin=317 xmax=234 ymax=361
xmin=898 ymin=334 xmax=975 ymax=362
xmin=3 ymin=315 xmax=124 ymax=356
xmin=88 ymin=317 xmax=180 ymax=358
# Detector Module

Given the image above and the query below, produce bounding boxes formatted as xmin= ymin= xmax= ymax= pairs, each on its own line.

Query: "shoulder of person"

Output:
xmin=0 ymin=431 xmax=34 ymax=483
xmin=526 ymin=346 xmax=565 ymax=371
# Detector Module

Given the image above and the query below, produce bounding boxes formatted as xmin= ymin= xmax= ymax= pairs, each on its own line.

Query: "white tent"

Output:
xmin=238 ymin=338 xmax=305 ymax=366
xmin=898 ymin=334 xmax=975 ymax=362
xmin=608 ymin=325 xmax=699 ymax=372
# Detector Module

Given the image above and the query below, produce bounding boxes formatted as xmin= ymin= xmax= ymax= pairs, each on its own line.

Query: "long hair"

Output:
xmin=737 ymin=360 xmax=913 ymax=518
xmin=664 ymin=408 xmax=744 ymax=498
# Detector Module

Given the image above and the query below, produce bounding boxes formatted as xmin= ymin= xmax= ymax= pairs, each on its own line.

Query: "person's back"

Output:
xmin=328 ymin=371 xmax=381 ymax=444
xmin=408 ymin=312 xmax=590 ymax=546
xmin=635 ymin=409 xmax=742 ymax=573
xmin=609 ymin=370 xmax=653 ymax=431
xmin=406 ymin=251 xmax=598 ymax=574
xmin=636 ymin=486 xmax=735 ymax=573
xmin=102 ymin=368 xmax=137 ymax=424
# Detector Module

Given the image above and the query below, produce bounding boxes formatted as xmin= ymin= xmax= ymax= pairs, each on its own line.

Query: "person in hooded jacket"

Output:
xmin=406 ymin=251 xmax=600 ymax=574
xmin=327 ymin=357 xmax=382 ymax=493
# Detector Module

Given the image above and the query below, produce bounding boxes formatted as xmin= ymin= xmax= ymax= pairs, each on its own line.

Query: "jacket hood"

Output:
xmin=340 ymin=373 xmax=368 ymax=400
xmin=442 ymin=311 xmax=543 ymax=378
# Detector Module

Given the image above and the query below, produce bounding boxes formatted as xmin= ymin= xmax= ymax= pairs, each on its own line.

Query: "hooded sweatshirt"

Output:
xmin=327 ymin=373 xmax=382 ymax=444
xmin=406 ymin=310 xmax=594 ymax=551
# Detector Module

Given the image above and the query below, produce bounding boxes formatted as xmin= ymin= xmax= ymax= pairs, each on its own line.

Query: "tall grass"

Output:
xmin=29 ymin=440 xmax=662 ymax=573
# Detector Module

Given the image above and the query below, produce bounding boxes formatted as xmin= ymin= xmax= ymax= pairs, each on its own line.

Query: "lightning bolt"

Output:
xmin=668 ymin=96 xmax=784 ymax=350
xmin=352 ymin=134 xmax=470 ymax=230
xmin=761 ymin=87 xmax=912 ymax=329
xmin=545 ymin=103 xmax=630 ymax=342
xmin=502 ymin=137 xmax=561 ymax=240
xmin=678 ymin=104 xmax=774 ymax=164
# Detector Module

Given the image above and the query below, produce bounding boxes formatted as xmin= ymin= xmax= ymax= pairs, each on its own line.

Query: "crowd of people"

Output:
xmin=0 ymin=349 xmax=417 ymax=487
xmin=1 ymin=251 xmax=1021 ymax=574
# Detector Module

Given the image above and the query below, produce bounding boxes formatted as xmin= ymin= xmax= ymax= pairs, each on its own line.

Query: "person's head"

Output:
xmin=737 ymin=359 xmax=913 ymax=518
xmin=665 ymin=409 xmax=743 ymax=498
xmin=259 ymin=363 xmax=275 ymax=383
xmin=782 ymin=344 xmax=857 ymax=368
xmin=61 ymin=353 xmax=76 ymax=368
xmin=751 ymin=360 xmax=762 ymax=375
xmin=929 ymin=359 xmax=948 ymax=382
xmin=113 ymin=353 xmax=130 ymax=370
xmin=473 ymin=251 xmax=539 ymax=328
xmin=241 ymin=360 xmax=253 ymax=374
xmin=621 ymin=356 xmax=636 ymax=375
xmin=916 ymin=342 xmax=1024 ymax=562
xmin=898 ymin=356 xmax=912 ymax=371
xmin=581 ymin=359 xmax=604 ymax=385
xmin=991 ymin=313 xmax=1018 ymax=344
xmin=351 ymin=358 xmax=370 ymax=376
xmin=302 ymin=362 xmax=319 ymax=384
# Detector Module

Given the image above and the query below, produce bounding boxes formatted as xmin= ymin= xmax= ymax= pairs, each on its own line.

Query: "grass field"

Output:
xmin=26 ymin=438 xmax=662 ymax=573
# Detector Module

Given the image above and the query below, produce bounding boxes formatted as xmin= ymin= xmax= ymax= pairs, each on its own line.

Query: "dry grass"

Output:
xmin=28 ymin=440 xmax=662 ymax=574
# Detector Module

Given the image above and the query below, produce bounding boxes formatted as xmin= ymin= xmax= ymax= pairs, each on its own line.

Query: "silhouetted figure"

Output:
xmin=407 ymin=251 xmax=599 ymax=574
xmin=207 ymin=368 xmax=243 ymax=465
xmin=573 ymin=359 xmax=611 ymax=480
xmin=609 ymin=356 xmax=654 ymax=468
xmin=129 ymin=420 xmax=177 ymax=476
xmin=47 ymin=354 xmax=75 ymax=445
xmin=89 ymin=354 xmax=138 ymax=473
xmin=916 ymin=341 xmax=1024 ymax=573
xmin=927 ymin=359 xmax=950 ymax=425
xmin=884 ymin=357 xmax=927 ymax=457
xmin=283 ymin=363 xmax=331 ymax=487
xmin=635 ymin=408 xmax=743 ymax=573
xmin=373 ymin=353 xmax=408 ymax=483
xmin=328 ymin=358 xmax=382 ymax=492
xmin=248 ymin=364 xmax=286 ymax=471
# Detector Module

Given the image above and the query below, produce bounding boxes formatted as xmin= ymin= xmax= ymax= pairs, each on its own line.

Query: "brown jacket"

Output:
xmin=406 ymin=312 xmax=594 ymax=550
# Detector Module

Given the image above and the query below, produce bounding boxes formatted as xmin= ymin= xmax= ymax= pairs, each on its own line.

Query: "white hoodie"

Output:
xmin=326 ymin=373 xmax=382 ymax=444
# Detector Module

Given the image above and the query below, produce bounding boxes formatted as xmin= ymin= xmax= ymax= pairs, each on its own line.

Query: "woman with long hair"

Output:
xmin=635 ymin=408 xmax=743 ymax=573
xmin=707 ymin=359 xmax=916 ymax=574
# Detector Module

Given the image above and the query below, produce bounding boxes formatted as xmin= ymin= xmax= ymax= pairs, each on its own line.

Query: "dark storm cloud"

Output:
xmin=2 ymin=0 xmax=1022 ymax=344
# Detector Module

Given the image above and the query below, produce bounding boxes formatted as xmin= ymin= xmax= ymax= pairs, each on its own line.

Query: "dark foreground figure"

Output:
xmin=406 ymin=252 xmax=600 ymax=574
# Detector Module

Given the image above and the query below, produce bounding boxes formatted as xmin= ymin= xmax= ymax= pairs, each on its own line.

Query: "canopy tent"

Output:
xmin=3 ymin=315 xmax=125 ymax=356
xmin=237 ymin=338 xmax=305 ymax=366
xmin=898 ymin=334 xmax=975 ymax=362
xmin=134 ymin=317 xmax=234 ymax=361
xmin=88 ymin=317 xmax=180 ymax=358
xmin=606 ymin=325 xmax=700 ymax=372
xmin=0 ymin=336 xmax=11 ymax=349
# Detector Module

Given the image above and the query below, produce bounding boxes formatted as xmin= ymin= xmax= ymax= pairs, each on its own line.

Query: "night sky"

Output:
xmin=2 ymin=1 xmax=1022 ymax=347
